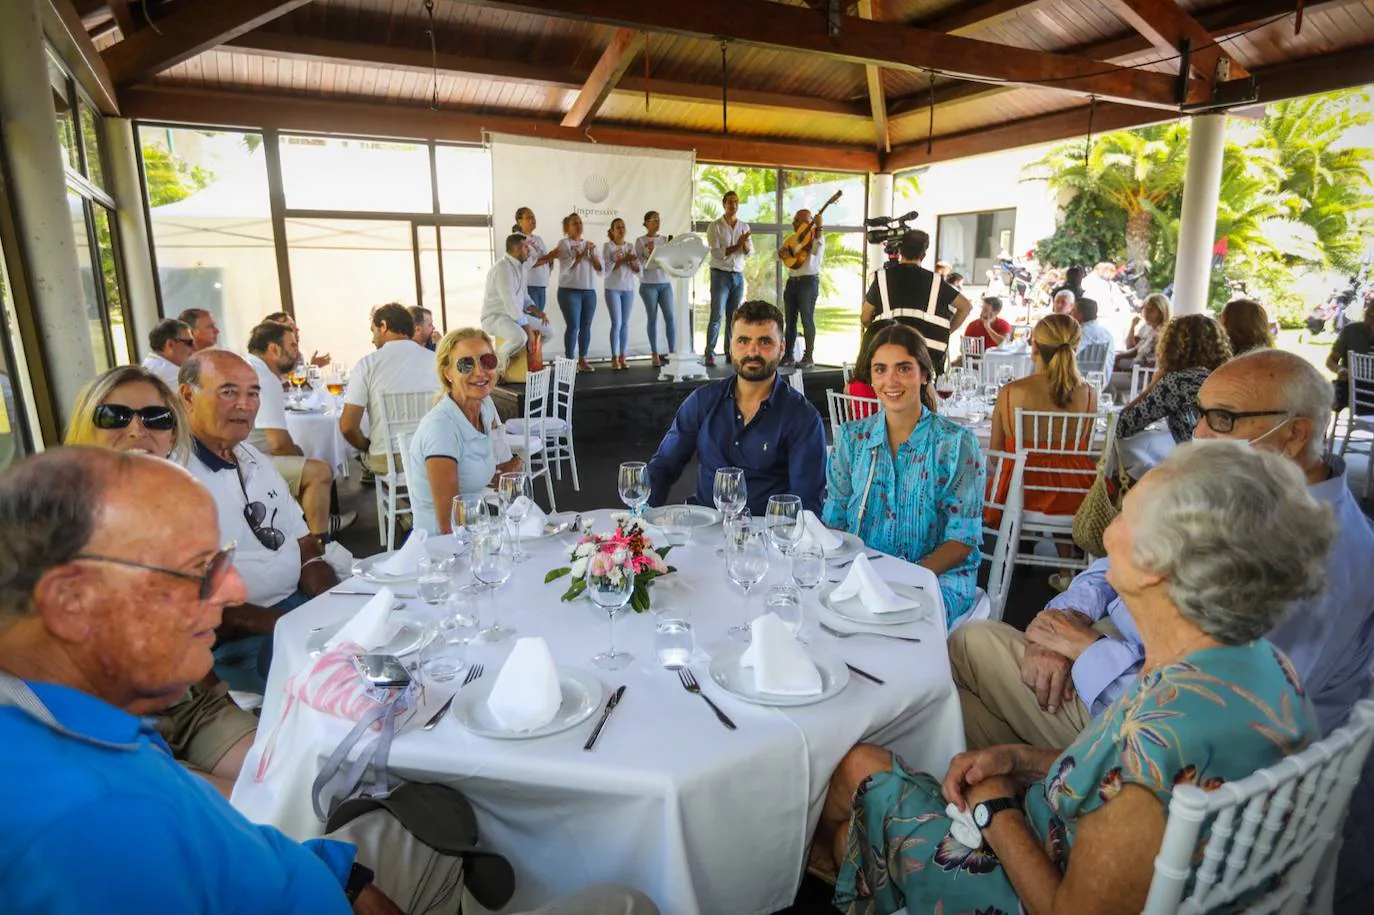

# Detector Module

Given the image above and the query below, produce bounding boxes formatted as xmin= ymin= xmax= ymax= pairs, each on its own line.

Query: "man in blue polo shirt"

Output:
xmin=647 ymin=299 xmax=827 ymax=515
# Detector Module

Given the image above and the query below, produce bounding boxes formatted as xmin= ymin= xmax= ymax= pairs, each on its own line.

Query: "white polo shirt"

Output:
xmin=245 ymin=353 xmax=288 ymax=454
xmin=186 ymin=439 xmax=309 ymax=607
xmin=343 ymin=339 xmax=439 ymax=457
xmin=140 ymin=353 xmax=181 ymax=389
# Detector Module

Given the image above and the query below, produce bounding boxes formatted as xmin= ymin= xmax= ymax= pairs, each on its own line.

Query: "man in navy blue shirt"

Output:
xmin=647 ymin=299 xmax=827 ymax=515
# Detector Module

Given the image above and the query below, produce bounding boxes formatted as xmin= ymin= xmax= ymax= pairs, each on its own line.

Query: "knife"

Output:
xmin=583 ymin=685 xmax=626 ymax=751
xmin=845 ymin=663 xmax=886 ymax=686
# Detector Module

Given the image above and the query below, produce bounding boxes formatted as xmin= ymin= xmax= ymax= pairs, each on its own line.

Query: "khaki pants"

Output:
xmin=948 ymin=620 xmax=1093 ymax=751
xmin=364 ymin=452 xmax=404 ymax=476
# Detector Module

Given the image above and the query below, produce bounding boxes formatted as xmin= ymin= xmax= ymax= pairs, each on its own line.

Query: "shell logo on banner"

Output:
xmin=582 ymin=173 xmax=611 ymax=204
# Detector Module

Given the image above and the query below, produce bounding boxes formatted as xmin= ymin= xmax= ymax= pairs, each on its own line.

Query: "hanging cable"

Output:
xmin=720 ymin=40 xmax=730 ymax=136
xmin=926 ymin=70 xmax=936 ymax=156
xmin=423 ymin=0 xmax=439 ymax=111
xmin=1084 ymin=96 xmax=1097 ymax=160
xmin=644 ymin=34 xmax=651 ymax=113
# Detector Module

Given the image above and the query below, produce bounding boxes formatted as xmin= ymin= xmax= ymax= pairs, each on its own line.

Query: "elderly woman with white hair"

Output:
xmin=813 ymin=440 xmax=1330 ymax=915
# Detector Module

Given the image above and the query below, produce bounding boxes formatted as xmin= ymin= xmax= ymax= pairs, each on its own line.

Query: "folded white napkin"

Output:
xmin=800 ymin=510 xmax=842 ymax=551
xmin=326 ymin=587 xmax=397 ymax=650
xmin=831 ymin=555 xmax=919 ymax=614
xmin=739 ymin=613 xmax=823 ymax=696
xmin=945 ymin=803 xmax=983 ymax=849
xmin=487 ymin=637 xmax=562 ymax=731
xmin=374 ymin=530 xmax=428 ymax=576
xmin=510 ymin=496 xmax=546 ymax=536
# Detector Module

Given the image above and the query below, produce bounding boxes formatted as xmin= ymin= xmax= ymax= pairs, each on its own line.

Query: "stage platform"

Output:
xmin=491 ymin=358 xmax=845 ymax=447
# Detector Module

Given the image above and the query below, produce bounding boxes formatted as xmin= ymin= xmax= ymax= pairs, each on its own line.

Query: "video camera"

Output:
xmin=864 ymin=211 xmax=919 ymax=260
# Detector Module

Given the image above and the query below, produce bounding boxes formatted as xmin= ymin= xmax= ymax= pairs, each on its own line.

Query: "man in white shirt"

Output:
xmin=482 ymin=234 xmax=553 ymax=377
xmin=705 ymin=190 xmax=752 ymax=367
xmin=778 ymin=208 xmax=823 ymax=368
xmin=1074 ymin=297 xmax=1117 ymax=372
xmin=181 ymin=350 xmax=338 ymax=693
xmin=140 ymin=318 xmax=195 ymax=388
xmin=339 ymin=303 xmax=440 ymax=476
xmin=178 ymin=308 xmax=221 ymax=351
xmin=245 ymin=321 xmax=354 ymax=539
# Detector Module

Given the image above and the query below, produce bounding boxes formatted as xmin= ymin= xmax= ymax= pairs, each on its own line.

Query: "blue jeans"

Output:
xmin=605 ymin=288 xmax=635 ymax=356
xmin=213 ymin=590 xmax=311 ymax=693
xmin=707 ymin=269 xmax=744 ymax=359
xmin=528 ymin=285 xmax=547 ymax=316
xmin=640 ymin=282 xmax=676 ymax=354
xmin=784 ymin=274 xmax=820 ymax=359
xmin=557 ymin=287 xmax=597 ymax=359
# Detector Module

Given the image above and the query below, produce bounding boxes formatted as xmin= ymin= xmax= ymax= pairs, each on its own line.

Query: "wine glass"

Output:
xmin=935 ymin=373 xmax=955 ymax=404
xmin=618 ymin=461 xmax=650 ymax=519
xmin=471 ymin=531 xmax=515 ymax=642
xmin=713 ymin=466 xmax=747 ymax=520
xmin=725 ymin=519 xmax=769 ymax=642
xmin=765 ymin=494 xmax=803 ymax=557
xmin=995 ymin=363 xmax=1016 ymax=387
xmin=790 ymin=542 xmax=825 ymax=594
xmin=586 ymin=551 xmax=634 ymax=670
xmin=451 ymin=494 xmax=490 ymax=550
xmin=498 ymin=472 xmax=534 ymax=562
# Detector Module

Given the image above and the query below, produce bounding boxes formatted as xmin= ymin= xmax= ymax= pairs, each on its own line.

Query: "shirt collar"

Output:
xmin=191 ymin=436 xmax=235 ymax=471
xmin=1310 ymin=453 xmax=1350 ymax=504
xmin=729 ymin=372 xmax=785 ymax=408
xmin=504 ymin=254 xmax=523 ymax=270
xmin=11 ymin=678 xmax=156 ymax=750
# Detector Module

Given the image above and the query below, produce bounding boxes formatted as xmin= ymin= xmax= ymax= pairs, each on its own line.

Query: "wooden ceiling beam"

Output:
xmin=561 ymin=28 xmax=645 ymax=128
xmin=857 ymin=0 xmax=889 ymax=153
xmin=913 ymin=0 xmax=1045 ymax=34
xmin=101 ymin=0 xmax=315 ymax=86
xmin=42 ymin=0 xmax=120 ymax=114
xmin=1108 ymin=0 xmax=1249 ymax=104
xmin=106 ymin=0 xmax=136 ymax=37
xmin=118 ymin=85 xmax=881 ymax=172
xmin=465 ymin=0 xmax=1183 ymax=108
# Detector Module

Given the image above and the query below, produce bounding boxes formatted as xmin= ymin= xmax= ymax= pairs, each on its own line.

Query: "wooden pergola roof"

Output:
xmin=56 ymin=0 xmax=1374 ymax=172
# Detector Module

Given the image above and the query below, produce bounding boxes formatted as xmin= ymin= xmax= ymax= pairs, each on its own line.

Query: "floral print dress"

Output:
xmin=834 ymin=641 xmax=1318 ymax=915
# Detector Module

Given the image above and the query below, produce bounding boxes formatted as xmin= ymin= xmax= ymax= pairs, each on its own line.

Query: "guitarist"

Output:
xmin=779 ymin=208 xmax=824 ymax=369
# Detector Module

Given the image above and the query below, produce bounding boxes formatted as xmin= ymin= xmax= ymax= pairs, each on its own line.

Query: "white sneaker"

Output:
xmin=329 ymin=510 xmax=358 ymax=537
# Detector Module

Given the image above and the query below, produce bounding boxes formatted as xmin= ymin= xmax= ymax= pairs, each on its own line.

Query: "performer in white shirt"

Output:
xmin=704 ymin=190 xmax=752 ymax=367
xmin=482 ymin=234 xmax=553 ymax=376
xmin=514 ymin=206 xmax=557 ymax=318
xmin=140 ymin=318 xmax=195 ymax=389
xmin=556 ymin=213 xmax=602 ymax=373
xmin=603 ymin=217 xmax=639 ymax=372
xmin=778 ymin=207 xmax=824 ymax=368
xmin=636 ymin=210 xmax=675 ymax=369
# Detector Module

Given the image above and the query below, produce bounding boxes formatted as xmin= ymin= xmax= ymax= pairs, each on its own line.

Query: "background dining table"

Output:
xmin=285 ymin=402 xmax=352 ymax=477
xmin=231 ymin=510 xmax=967 ymax=915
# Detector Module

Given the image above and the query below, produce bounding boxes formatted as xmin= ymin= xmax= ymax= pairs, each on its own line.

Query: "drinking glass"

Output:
xmin=451 ymin=494 xmax=490 ymax=550
xmin=725 ymin=519 xmax=769 ymax=642
xmin=935 ymin=374 xmax=955 ymax=403
xmin=618 ymin=461 xmax=650 ymax=519
xmin=766 ymin=584 xmax=804 ymax=635
xmin=586 ymin=555 xmax=634 ymax=670
xmin=661 ymin=503 xmax=693 ymax=547
xmin=498 ymin=472 xmax=534 ymax=562
xmin=471 ymin=531 xmax=516 ymax=642
xmin=765 ymin=494 xmax=803 ymax=557
xmin=421 ymin=587 xmax=480 ymax=682
xmin=713 ymin=466 xmax=747 ymax=520
xmin=790 ymin=542 xmax=825 ymax=593
xmin=654 ymin=618 xmax=695 ymax=669
xmin=996 ymin=364 xmax=1016 ymax=387
xmin=417 ymin=555 xmax=456 ymax=606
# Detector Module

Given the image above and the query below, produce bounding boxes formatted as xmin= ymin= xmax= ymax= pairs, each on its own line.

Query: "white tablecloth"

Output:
xmin=979 ymin=346 xmax=1034 ymax=384
xmin=285 ymin=408 xmax=352 ymax=475
xmin=231 ymin=513 xmax=966 ymax=915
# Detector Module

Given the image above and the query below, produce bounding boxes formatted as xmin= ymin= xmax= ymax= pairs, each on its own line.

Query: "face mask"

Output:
xmin=1247 ymin=416 xmax=1294 ymax=447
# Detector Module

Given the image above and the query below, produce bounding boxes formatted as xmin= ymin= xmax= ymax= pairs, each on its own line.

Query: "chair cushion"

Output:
xmin=505 ymin=432 xmax=544 ymax=456
xmin=505 ymin=418 xmax=569 ymax=436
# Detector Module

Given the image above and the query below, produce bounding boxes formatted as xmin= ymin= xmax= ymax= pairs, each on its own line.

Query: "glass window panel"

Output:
xmin=0 ymin=241 xmax=30 ymax=471
xmin=141 ymin=127 xmax=280 ymax=354
xmin=813 ymin=230 xmax=868 ymax=366
xmin=937 ymin=208 xmax=1016 ymax=286
xmin=781 ymin=170 xmax=867 ymax=227
xmin=91 ymin=205 xmax=129 ymax=364
xmin=69 ymin=191 xmax=110 ymax=373
xmin=279 ymin=135 xmax=432 ymax=213
xmin=417 ymin=226 xmax=494 ymax=332
xmin=48 ymin=57 xmax=80 ymax=174
xmin=286 ymin=219 xmax=417 ymax=368
xmin=691 ymin=231 xmax=779 ymax=348
xmin=693 ymin=164 xmax=777 ymax=224
xmin=435 ymin=146 xmax=492 ymax=216
xmin=79 ymin=101 xmax=106 ymax=190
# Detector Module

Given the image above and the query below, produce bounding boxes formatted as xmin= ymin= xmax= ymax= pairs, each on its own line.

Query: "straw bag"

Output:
xmin=1072 ymin=438 xmax=1129 ymax=557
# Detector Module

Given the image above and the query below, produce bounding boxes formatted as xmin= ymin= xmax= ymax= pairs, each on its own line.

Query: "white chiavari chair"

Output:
xmin=376 ymin=391 xmax=434 ymax=551
xmin=1010 ymin=407 xmax=1115 ymax=572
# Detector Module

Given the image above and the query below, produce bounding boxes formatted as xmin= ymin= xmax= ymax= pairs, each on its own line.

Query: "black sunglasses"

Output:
xmin=455 ymin=353 xmax=499 ymax=374
xmin=175 ymin=336 xmax=195 ymax=347
xmin=94 ymin=404 xmax=176 ymax=432
xmin=73 ymin=542 xmax=236 ymax=601
xmin=1195 ymin=402 xmax=1290 ymax=434
xmin=244 ymin=501 xmax=286 ymax=550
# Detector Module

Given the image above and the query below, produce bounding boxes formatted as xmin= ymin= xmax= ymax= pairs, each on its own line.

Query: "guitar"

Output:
xmin=779 ymin=190 xmax=843 ymax=270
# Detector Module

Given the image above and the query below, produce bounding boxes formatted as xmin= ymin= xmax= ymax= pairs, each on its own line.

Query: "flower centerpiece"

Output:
xmin=545 ymin=514 xmax=675 ymax=612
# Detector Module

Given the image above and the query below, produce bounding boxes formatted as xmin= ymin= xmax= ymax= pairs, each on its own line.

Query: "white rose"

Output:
xmin=570 ymin=557 xmax=588 ymax=578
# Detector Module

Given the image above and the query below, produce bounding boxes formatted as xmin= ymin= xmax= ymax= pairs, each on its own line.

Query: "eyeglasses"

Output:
xmin=454 ymin=353 xmax=499 ymax=374
xmin=93 ymin=404 xmax=176 ymax=432
xmin=244 ymin=501 xmax=286 ymax=550
xmin=175 ymin=337 xmax=195 ymax=347
xmin=72 ymin=542 xmax=236 ymax=600
xmin=1195 ymin=403 xmax=1291 ymax=434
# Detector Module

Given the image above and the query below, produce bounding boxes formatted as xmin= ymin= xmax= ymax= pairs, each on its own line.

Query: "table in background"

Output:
xmin=232 ymin=512 xmax=966 ymax=915
xmin=979 ymin=345 xmax=1033 ymax=385
xmin=285 ymin=407 xmax=352 ymax=477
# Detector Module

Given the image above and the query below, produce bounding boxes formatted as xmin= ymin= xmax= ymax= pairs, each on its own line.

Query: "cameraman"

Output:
xmin=860 ymin=230 xmax=971 ymax=374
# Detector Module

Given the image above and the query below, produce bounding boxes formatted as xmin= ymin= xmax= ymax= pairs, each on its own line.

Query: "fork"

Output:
xmin=421 ymin=663 xmax=484 ymax=731
xmin=677 ymin=667 xmax=737 ymax=730
xmin=831 ymin=553 xmax=884 ymax=568
xmin=820 ymin=622 xmax=921 ymax=643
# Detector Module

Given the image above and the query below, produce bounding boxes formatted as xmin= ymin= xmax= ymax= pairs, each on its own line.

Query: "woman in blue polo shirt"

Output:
xmin=408 ymin=329 xmax=522 ymax=535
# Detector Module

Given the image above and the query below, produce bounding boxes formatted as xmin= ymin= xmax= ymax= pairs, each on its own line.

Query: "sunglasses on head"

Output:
xmin=94 ymin=404 xmax=176 ymax=432
xmin=455 ymin=353 xmax=499 ymax=374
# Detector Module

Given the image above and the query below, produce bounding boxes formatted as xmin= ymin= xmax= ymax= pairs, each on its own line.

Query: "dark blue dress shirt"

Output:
xmin=647 ymin=373 xmax=827 ymax=515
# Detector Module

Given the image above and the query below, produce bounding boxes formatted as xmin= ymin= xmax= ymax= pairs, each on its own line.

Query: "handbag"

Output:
xmin=1072 ymin=437 xmax=1130 ymax=557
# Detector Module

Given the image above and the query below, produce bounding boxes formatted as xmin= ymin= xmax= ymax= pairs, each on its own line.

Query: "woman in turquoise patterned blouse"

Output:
xmin=823 ymin=324 xmax=985 ymax=626
xmin=812 ymin=441 xmax=1333 ymax=914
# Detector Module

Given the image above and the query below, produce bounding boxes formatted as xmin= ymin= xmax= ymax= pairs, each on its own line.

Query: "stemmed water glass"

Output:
xmin=618 ymin=461 xmax=650 ymax=519
xmin=586 ymin=553 xmax=634 ymax=670
xmin=498 ymin=471 xmax=534 ymax=562
xmin=451 ymin=494 xmax=490 ymax=550
xmin=765 ymin=494 xmax=804 ymax=557
xmin=725 ymin=518 xmax=770 ymax=642
xmin=471 ymin=530 xmax=516 ymax=642
xmin=790 ymin=542 xmax=825 ymax=593
xmin=713 ymin=466 xmax=747 ymax=520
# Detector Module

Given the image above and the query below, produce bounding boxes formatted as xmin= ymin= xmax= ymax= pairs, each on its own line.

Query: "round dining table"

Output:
xmin=285 ymin=404 xmax=352 ymax=477
xmin=231 ymin=511 xmax=967 ymax=915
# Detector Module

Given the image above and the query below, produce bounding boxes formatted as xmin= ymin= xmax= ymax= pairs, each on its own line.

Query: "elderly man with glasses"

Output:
xmin=951 ymin=348 xmax=1374 ymax=749
xmin=180 ymin=350 xmax=338 ymax=693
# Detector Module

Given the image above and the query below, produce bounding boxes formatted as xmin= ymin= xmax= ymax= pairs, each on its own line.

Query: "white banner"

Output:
xmin=489 ymin=133 xmax=694 ymax=359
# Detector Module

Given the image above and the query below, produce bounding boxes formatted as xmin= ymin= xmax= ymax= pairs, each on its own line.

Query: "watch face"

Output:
xmin=974 ymin=804 xmax=991 ymax=828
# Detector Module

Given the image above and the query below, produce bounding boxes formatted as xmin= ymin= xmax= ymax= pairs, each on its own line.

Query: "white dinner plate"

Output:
xmin=451 ymin=667 xmax=605 ymax=740
xmin=816 ymin=530 xmax=865 ymax=561
xmin=306 ymin=608 xmax=432 ymax=657
xmin=642 ymin=505 xmax=722 ymax=529
xmin=285 ymin=404 xmax=327 ymax=415
xmin=818 ymin=582 xmax=932 ymax=627
xmin=707 ymin=640 xmax=849 ymax=707
xmin=353 ymin=551 xmax=426 ymax=583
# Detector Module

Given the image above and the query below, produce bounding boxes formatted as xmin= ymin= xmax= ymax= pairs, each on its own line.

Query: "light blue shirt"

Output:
xmin=1053 ymin=456 xmax=1374 ymax=733
xmin=407 ymin=396 xmax=505 ymax=534
xmin=0 ymin=678 xmax=354 ymax=914
xmin=1077 ymin=319 xmax=1116 ymax=360
xmin=823 ymin=409 xmax=985 ymax=626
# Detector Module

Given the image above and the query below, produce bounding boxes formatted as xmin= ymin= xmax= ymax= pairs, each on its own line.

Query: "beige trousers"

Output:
xmin=364 ymin=452 xmax=404 ymax=476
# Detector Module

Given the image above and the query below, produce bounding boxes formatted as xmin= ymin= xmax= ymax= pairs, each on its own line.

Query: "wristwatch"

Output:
xmin=344 ymin=863 xmax=375 ymax=903
xmin=972 ymin=796 xmax=1021 ymax=829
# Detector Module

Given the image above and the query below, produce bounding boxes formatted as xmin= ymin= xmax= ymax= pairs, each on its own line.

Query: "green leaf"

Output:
xmin=655 ymin=546 xmax=672 ymax=559
xmin=561 ymin=580 xmax=586 ymax=602
xmin=631 ymin=585 xmax=650 ymax=613
xmin=544 ymin=567 xmax=570 ymax=584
